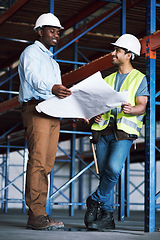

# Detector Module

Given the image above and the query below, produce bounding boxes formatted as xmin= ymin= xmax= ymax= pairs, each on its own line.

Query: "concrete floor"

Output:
xmin=0 ymin=209 xmax=160 ymax=240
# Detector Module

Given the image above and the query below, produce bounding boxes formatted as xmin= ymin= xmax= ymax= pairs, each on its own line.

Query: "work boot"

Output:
xmin=26 ymin=215 xmax=64 ymax=230
xmin=87 ymin=209 xmax=115 ymax=230
xmin=84 ymin=196 xmax=100 ymax=227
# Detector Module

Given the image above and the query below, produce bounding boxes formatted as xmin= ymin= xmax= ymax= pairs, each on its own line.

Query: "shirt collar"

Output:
xmin=35 ymin=40 xmax=53 ymax=57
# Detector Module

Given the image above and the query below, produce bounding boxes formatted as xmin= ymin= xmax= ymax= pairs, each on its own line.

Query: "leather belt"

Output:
xmin=22 ymin=99 xmax=43 ymax=106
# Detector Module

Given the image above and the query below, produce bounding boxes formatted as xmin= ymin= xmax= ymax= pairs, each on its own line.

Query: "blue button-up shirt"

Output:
xmin=18 ymin=40 xmax=62 ymax=104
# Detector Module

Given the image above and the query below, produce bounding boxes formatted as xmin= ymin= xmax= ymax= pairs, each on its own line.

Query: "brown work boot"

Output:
xmin=46 ymin=215 xmax=64 ymax=228
xmin=26 ymin=215 xmax=64 ymax=230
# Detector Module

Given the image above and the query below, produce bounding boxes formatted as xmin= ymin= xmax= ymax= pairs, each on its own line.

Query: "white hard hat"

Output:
xmin=111 ymin=34 xmax=141 ymax=56
xmin=34 ymin=13 xmax=64 ymax=31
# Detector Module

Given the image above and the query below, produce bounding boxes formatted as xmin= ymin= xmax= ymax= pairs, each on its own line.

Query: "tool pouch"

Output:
xmin=91 ymin=130 xmax=102 ymax=144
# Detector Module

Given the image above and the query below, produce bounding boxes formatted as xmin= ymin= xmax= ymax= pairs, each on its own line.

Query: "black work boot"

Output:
xmin=84 ymin=196 xmax=100 ymax=227
xmin=87 ymin=209 xmax=115 ymax=230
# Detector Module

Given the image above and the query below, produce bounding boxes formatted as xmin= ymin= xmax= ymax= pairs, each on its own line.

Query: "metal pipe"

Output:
xmin=50 ymin=161 xmax=95 ymax=199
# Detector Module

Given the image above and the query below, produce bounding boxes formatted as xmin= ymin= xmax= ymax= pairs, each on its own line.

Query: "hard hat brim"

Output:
xmin=111 ymin=43 xmax=140 ymax=56
xmin=33 ymin=25 xmax=64 ymax=32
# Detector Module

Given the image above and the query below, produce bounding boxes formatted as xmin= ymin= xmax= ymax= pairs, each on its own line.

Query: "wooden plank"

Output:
xmin=62 ymin=53 xmax=112 ymax=86
xmin=0 ymin=0 xmax=30 ymax=25
xmin=0 ymin=96 xmax=19 ymax=114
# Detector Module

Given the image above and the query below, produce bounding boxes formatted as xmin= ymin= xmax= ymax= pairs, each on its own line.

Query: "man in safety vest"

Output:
xmin=84 ymin=34 xmax=149 ymax=231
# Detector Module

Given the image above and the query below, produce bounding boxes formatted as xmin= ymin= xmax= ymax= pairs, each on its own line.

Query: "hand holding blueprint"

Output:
xmin=36 ymin=71 xmax=128 ymax=119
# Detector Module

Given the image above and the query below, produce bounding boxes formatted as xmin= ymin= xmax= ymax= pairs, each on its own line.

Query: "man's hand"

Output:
xmin=77 ymin=118 xmax=90 ymax=124
xmin=122 ymin=96 xmax=148 ymax=116
xmin=121 ymin=103 xmax=132 ymax=114
xmin=94 ymin=114 xmax=104 ymax=124
xmin=52 ymin=84 xmax=72 ymax=98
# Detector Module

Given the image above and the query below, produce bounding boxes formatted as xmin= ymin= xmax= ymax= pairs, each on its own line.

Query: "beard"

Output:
xmin=112 ymin=60 xmax=119 ymax=66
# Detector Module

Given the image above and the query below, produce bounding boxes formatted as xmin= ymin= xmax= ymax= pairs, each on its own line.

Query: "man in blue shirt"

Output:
xmin=18 ymin=13 xmax=71 ymax=230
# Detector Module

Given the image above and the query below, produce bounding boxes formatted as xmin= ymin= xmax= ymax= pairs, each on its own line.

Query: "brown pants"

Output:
xmin=21 ymin=104 xmax=60 ymax=216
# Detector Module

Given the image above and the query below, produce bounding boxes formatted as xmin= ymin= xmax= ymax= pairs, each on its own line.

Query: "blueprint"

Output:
xmin=36 ymin=71 xmax=128 ymax=119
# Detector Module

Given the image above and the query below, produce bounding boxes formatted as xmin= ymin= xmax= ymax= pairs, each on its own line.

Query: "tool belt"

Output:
xmin=114 ymin=129 xmax=138 ymax=141
xmin=91 ymin=126 xmax=137 ymax=144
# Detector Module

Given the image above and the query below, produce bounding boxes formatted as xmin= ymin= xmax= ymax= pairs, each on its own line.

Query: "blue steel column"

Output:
xmin=1 ymin=155 xmax=5 ymax=210
xmin=74 ymin=24 xmax=82 ymax=210
xmin=74 ymin=24 xmax=79 ymax=70
xmin=118 ymin=0 xmax=126 ymax=221
xmin=47 ymin=167 xmax=54 ymax=215
xmin=46 ymin=162 xmax=54 ymax=215
xmin=22 ymin=139 xmax=27 ymax=213
xmin=50 ymin=0 xmax=54 ymax=14
xmin=78 ymin=138 xmax=84 ymax=210
xmin=9 ymin=67 xmax=13 ymax=100
xmin=125 ymin=154 xmax=130 ymax=217
xmin=121 ymin=0 xmax=126 ymax=35
xmin=69 ymin=121 xmax=76 ymax=216
xmin=69 ymin=24 xmax=79 ymax=214
xmin=46 ymin=0 xmax=54 ymax=215
xmin=145 ymin=0 xmax=156 ymax=233
xmin=4 ymin=137 xmax=10 ymax=213
xmin=118 ymin=164 xmax=125 ymax=221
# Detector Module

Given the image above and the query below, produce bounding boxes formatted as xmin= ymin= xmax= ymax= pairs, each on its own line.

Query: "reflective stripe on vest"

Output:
xmin=91 ymin=69 xmax=145 ymax=135
xmin=117 ymin=118 xmax=142 ymax=134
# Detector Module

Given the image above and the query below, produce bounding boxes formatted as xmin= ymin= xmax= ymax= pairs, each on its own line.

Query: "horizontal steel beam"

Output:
xmin=140 ymin=31 xmax=160 ymax=54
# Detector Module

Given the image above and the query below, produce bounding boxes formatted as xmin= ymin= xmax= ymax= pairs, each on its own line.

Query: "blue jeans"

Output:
xmin=92 ymin=133 xmax=133 ymax=212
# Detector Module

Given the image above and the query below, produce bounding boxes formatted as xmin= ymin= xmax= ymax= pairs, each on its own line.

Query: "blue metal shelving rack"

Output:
xmin=0 ymin=0 xmax=160 ymax=232
xmin=145 ymin=0 xmax=159 ymax=233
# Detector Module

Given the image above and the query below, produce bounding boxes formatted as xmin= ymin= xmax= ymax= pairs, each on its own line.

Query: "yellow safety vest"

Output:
xmin=91 ymin=69 xmax=145 ymax=136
